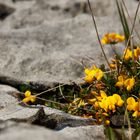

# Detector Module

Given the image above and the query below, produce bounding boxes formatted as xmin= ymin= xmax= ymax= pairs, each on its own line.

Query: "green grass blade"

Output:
xmin=115 ymin=0 xmax=130 ymax=43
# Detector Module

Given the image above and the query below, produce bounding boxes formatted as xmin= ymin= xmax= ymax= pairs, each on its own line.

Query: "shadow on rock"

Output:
xmin=0 ymin=3 xmax=15 ymax=20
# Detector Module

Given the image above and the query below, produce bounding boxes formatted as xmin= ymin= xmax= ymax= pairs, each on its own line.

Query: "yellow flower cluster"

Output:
xmin=84 ymin=66 xmax=104 ymax=83
xmin=22 ymin=90 xmax=36 ymax=103
xmin=115 ymin=76 xmax=135 ymax=91
xmin=101 ymin=33 xmax=125 ymax=45
xmin=89 ymin=91 xmax=124 ymax=113
xmin=127 ymin=97 xmax=140 ymax=118
xmin=124 ymin=47 xmax=140 ymax=61
xmin=99 ymin=93 xmax=124 ymax=113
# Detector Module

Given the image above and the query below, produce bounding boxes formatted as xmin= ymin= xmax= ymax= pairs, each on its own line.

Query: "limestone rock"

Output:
xmin=0 ymin=14 xmax=124 ymax=85
xmin=0 ymin=84 xmax=39 ymax=120
xmin=0 ymin=120 xmax=67 ymax=140
xmin=0 ymin=84 xmax=95 ymax=130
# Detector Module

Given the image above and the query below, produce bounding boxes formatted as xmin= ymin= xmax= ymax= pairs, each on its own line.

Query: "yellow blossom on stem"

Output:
xmin=127 ymin=97 xmax=140 ymax=118
xmin=113 ymin=94 xmax=124 ymax=107
xmin=105 ymin=120 xmax=110 ymax=126
xmin=84 ymin=66 xmax=104 ymax=83
xmin=84 ymin=68 xmax=96 ymax=83
xmin=124 ymin=77 xmax=135 ymax=91
xmin=99 ymin=94 xmax=124 ymax=113
xmin=22 ymin=90 xmax=36 ymax=103
xmin=123 ymin=48 xmax=132 ymax=61
xmin=134 ymin=47 xmax=140 ymax=60
xmin=101 ymin=33 xmax=125 ymax=45
xmin=109 ymin=63 xmax=116 ymax=69
xmin=115 ymin=75 xmax=124 ymax=88
xmin=123 ymin=47 xmax=140 ymax=61
xmin=94 ymin=68 xmax=104 ymax=81
xmin=100 ymin=90 xmax=107 ymax=99
xmin=116 ymin=76 xmax=135 ymax=91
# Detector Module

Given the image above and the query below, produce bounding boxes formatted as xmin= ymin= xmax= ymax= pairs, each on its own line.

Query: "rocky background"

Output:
xmin=0 ymin=0 xmax=140 ymax=140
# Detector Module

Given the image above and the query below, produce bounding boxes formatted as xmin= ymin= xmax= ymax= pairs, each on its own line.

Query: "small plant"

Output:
xmin=20 ymin=0 xmax=140 ymax=139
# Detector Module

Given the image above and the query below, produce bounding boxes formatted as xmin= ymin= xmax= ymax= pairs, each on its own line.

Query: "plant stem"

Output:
xmin=87 ymin=0 xmax=110 ymax=69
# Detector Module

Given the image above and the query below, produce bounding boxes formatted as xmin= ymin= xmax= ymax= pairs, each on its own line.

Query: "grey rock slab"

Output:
xmin=0 ymin=84 xmax=39 ymax=120
xmin=0 ymin=120 xmax=67 ymax=140
xmin=0 ymin=0 xmax=139 ymax=29
xmin=0 ymin=0 xmax=71 ymax=29
xmin=0 ymin=14 xmax=124 ymax=85
xmin=0 ymin=120 xmax=105 ymax=140
xmin=0 ymin=84 xmax=95 ymax=130
xmin=43 ymin=107 xmax=95 ymax=130
xmin=0 ymin=84 xmax=19 ymax=109
xmin=58 ymin=125 xmax=106 ymax=140
xmin=3 ymin=106 xmax=96 ymax=130
xmin=0 ymin=3 xmax=15 ymax=20
xmin=0 ymin=120 xmax=139 ymax=140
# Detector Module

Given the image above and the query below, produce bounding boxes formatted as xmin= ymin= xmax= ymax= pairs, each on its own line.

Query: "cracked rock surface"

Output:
xmin=0 ymin=84 xmax=105 ymax=140
xmin=0 ymin=0 xmax=140 ymax=140
xmin=0 ymin=0 xmax=139 ymax=86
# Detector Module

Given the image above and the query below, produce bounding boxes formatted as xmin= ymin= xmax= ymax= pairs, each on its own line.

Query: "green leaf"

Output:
xmin=132 ymin=127 xmax=140 ymax=140
xmin=104 ymin=126 xmax=116 ymax=140
xmin=116 ymin=0 xmax=130 ymax=43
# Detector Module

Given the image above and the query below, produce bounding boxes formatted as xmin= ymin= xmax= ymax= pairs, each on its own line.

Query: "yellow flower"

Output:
xmin=132 ymin=111 xmax=140 ymax=118
xmin=127 ymin=97 xmax=140 ymax=118
xmin=109 ymin=63 xmax=116 ymax=69
xmin=99 ymin=98 xmax=108 ymax=112
xmin=134 ymin=47 xmax=140 ymax=60
xmin=127 ymin=97 xmax=136 ymax=111
xmin=84 ymin=66 xmax=104 ymax=83
xmin=124 ymin=77 xmax=135 ymax=91
xmin=116 ymin=76 xmax=135 ymax=91
xmin=115 ymin=75 xmax=124 ymax=88
xmin=101 ymin=33 xmax=125 ymax=45
xmin=22 ymin=90 xmax=36 ymax=103
xmin=94 ymin=68 xmax=104 ymax=81
xmin=94 ymin=101 xmax=100 ymax=109
xmin=105 ymin=120 xmax=110 ymax=126
xmin=107 ymin=96 xmax=116 ymax=111
xmin=99 ymin=94 xmax=124 ymax=113
xmin=113 ymin=94 xmax=124 ymax=107
xmin=100 ymin=90 xmax=107 ymax=99
xmin=123 ymin=48 xmax=132 ymax=61
xmin=123 ymin=47 xmax=140 ymax=61
xmin=84 ymin=68 xmax=96 ymax=83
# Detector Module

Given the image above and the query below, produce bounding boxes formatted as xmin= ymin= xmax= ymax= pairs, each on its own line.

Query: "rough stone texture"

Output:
xmin=0 ymin=84 xmax=103 ymax=140
xmin=0 ymin=0 xmax=140 ymax=140
xmin=0 ymin=0 xmax=139 ymax=29
xmin=0 ymin=84 xmax=39 ymax=120
xmin=59 ymin=125 xmax=106 ymax=140
xmin=0 ymin=84 xmax=95 ymax=130
xmin=0 ymin=121 xmax=67 ymax=140
xmin=0 ymin=0 xmax=139 ymax=85
xmin=0 ymin=120 xmax=139 ymax=140
xmin=0 ymin=15 xmax=123 ymax=85
xmin=0 ymin=120 xmax=106 ymax=140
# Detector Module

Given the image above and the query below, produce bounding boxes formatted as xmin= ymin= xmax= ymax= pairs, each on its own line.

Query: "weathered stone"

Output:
xmin=0 ymin=14 xmax=124 ymax=86
xmin=0 ymin=0 xmax=139 ymax=139
xmin=0 ymin=0 xmax=139 ymax=86
xmin=0 ymin=0 xmax=139 ymax=29
xmin=0 ymin=120 xmax=67 ymax=140
xmin=59 ymin=125 xmax=106 ymax=140
xmin=0 ymin=3 xmax=15 ymax=20
xmin=0 ymin=84 xmax=39 ymax=120
xmin=0 ymin=84 xmax=95 ymax=130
